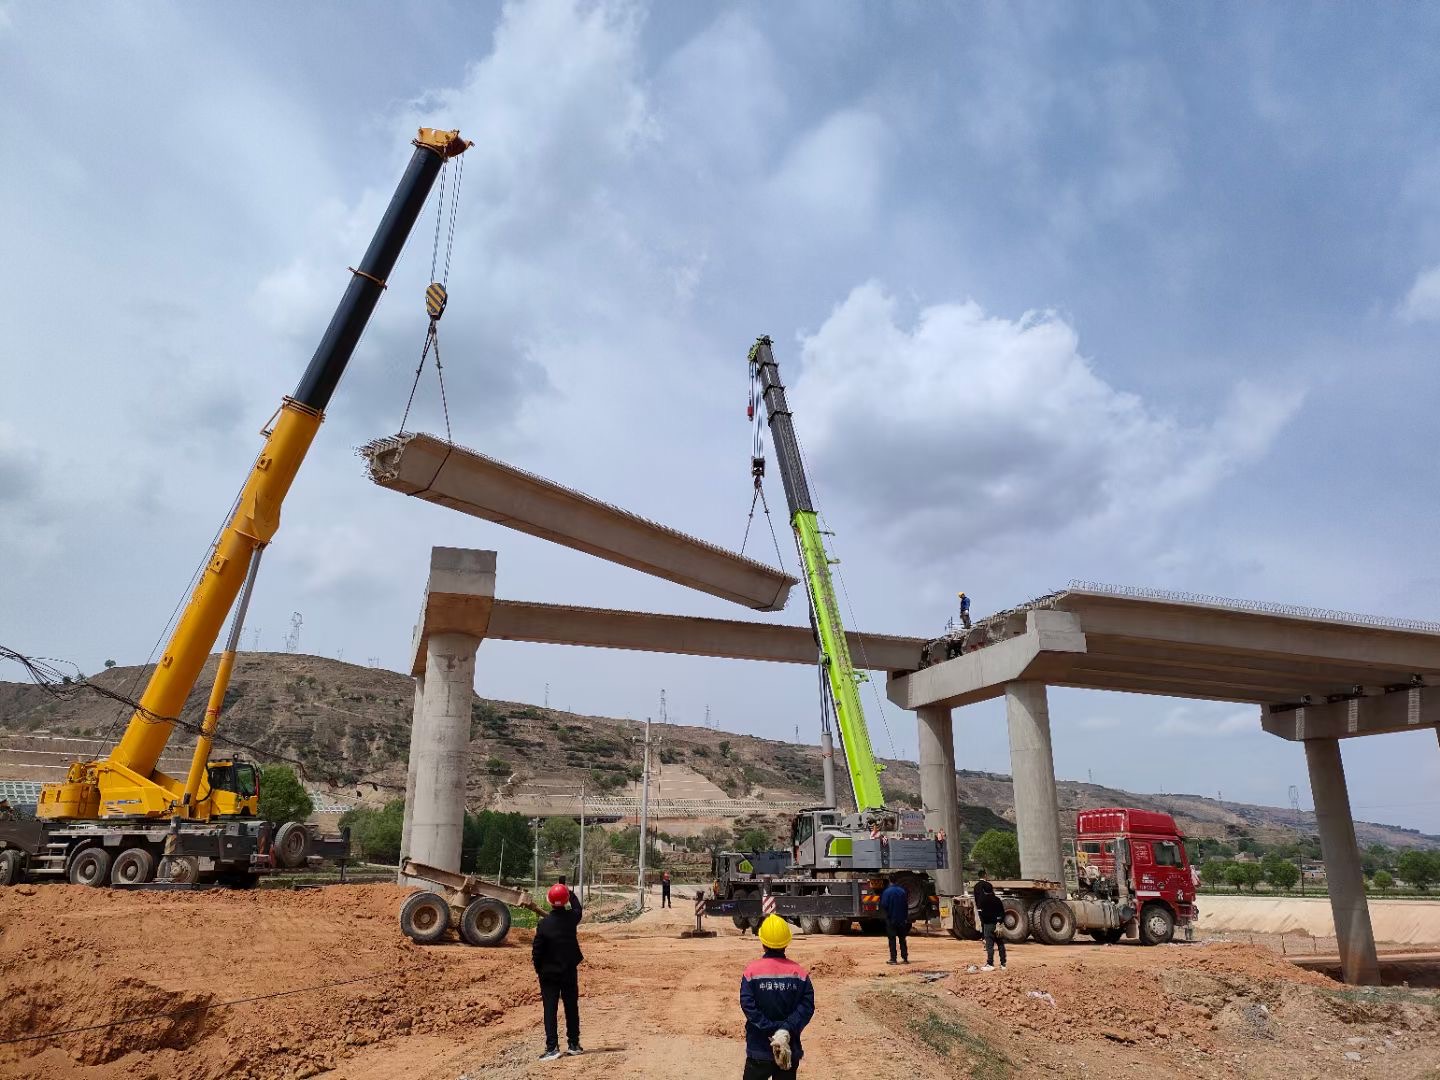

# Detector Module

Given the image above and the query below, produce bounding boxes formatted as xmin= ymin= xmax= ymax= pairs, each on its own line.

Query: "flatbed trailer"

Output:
xmin=397 ymin=857 xmax=540 ymax=947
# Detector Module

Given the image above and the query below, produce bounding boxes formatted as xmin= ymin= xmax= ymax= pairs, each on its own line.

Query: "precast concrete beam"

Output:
xmin=1006 ymin=682 xmax=1064 ymax=884
xmin=916 ymin=706 xmax=962 ymax=896
xmin=1262 ymin=685 xmax=1440 ymax=741
xmin=417 ymin=598 xmax=925 ymax=673
xmin=1304 ymin=738 xmax=1380 ymax=985
xmin=887 ymin=610 xmax=1086 ymax=710
xmin=363 ymin=432 xmax=796 ymax=612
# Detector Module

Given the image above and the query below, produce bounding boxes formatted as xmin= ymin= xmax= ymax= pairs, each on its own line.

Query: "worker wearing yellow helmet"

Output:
xmin=740 ymin=915 xmax=815 ymax=1076
xmin=958 ymin=590 xmax=972 ymax=630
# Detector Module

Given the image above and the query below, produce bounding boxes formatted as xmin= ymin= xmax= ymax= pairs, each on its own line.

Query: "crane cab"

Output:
xmin=205 ymin=759 xmax=259 ymax=817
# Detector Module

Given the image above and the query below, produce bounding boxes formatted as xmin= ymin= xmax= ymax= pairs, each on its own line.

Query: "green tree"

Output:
xmin=541 ymin=816 xmax=581 ymax=859
xmin=1263 ymin=856 xmax=1300 ymax=891
xmin=258 ymin=765 xmax=314 ymax=825
xmin=737 ymin=827 xmax=772 ymax=852
xmin=700 ymin=826 xmax=731 ymax=857
xmin=104 ymin=659 xmax=117 ymax=669
xmin=1224 ymin=862 xmax=1265 ymax=891
xmin=1371 ymin=870 xmax=1394 ymax=891
xmin=1396 ymin=850 xmax=1440 ymax=891
xmin=1203 ymin=858 xmax=1235 ymax=886
xmin=718 ymin=740 xmax=732 ymax=758
xmin=340 ymin=799 xmax=405 ymax=864
xmin=464 ymin=810 xmax=534 ymax=879
xmin=969 ymin=829 xmax=1020 ymax=880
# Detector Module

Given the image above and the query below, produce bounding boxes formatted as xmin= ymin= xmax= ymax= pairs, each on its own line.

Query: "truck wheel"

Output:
xmin=732 ymin=915 xmax=751 ymax=931
xmin=799 ymin=916 xmax=821 ymax=935
xmin=998 ymin=897 xmax=1029 ymax=943
xmin=161 ymin=856 xmax=200 ymax=884
xmin=0 ymin=849 xmax=23 ymax=886
xmin=68 ymin=847 xmax=111 ymax=887
xmin=110 ymin=848 xmax=155 ymax=886
xmin=1139 ymin=903 xmax=1174 ymax=946
xmin=818 ymin=917 xmax=850 ymax=935
xmin=273 ymin=822 xmax=310 ymax=869
xmin=460 ymin=898 xmax=511 ymax=946
xmin=1032 ymin=899 xmax=1077 ymax=945
xmin=399 ymin=891 xmax=452 ymax=944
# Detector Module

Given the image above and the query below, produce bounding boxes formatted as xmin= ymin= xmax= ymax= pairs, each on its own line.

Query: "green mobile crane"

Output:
xmin=704 ymin=338 xmax=943 ymax=933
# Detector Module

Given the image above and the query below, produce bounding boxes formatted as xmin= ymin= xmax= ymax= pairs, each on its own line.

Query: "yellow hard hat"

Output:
xmin=958 ymin=591 xmax=966 ymax=597
xmin=757 ymin=914 xmax=792 ymax=950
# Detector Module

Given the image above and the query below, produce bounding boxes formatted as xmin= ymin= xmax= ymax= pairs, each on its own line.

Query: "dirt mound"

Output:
xmin=0 ymin=884 xmax=537 ymax=1080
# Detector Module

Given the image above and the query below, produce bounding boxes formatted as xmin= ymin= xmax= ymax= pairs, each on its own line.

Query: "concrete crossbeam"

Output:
xmin=363 ymin=432 xmax=796 ymax=612
xmin=886 ymin=610 xmax=1086 ymax=710
xmin=412 ymin=597 xmax=926 ymax=677
xmin=1262 ymin=685 xmax=1440 ymax=741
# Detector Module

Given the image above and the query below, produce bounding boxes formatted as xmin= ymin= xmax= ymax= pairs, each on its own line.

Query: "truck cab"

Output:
xmin=1075 ymin=808 xmax=1198 ymax=939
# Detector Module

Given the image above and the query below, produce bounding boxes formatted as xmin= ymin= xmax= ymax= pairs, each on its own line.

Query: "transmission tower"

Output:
xmin=285 ymin=612 xmax=303 ymax=654
xmin=1288 ymin=784 xmax=1301 ymax=824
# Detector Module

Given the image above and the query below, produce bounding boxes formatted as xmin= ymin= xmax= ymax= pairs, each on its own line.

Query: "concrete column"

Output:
xmin=405 ymin=632 xmax=479 ymax=877
xmin=397 ymin=673 xmax=426 ymax=875
xmin=1305 ymin=738 xmax=1380 ymax=985
xmin=916 ymin=705 xmax=963 ymax=896
xmin=1005 ymin=682 xmax=1064 ymax=883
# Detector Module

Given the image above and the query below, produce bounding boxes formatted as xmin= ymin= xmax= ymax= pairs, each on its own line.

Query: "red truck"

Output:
xmin=948 ymin=807 xmax=1199 ymax=946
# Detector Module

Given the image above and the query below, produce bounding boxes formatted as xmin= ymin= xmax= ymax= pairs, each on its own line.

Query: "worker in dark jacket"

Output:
xmin=974 ymin=876 xmax=1006 ymax=971
xmin=879 ymin=874 xmax=911 ymax=964
xmin=740 ymin=915 xmax=814 ymax=1078
xmin=532 ymin=881 xmax=584 ymax=1060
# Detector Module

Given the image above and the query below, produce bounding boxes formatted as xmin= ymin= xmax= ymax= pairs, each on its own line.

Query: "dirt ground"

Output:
xmin=2 ymin=883 xmax=1438 ymax=1080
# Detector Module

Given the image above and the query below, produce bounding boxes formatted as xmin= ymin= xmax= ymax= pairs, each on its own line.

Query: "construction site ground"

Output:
xmin=2 ymin=884 xmax=1438 ymax=1080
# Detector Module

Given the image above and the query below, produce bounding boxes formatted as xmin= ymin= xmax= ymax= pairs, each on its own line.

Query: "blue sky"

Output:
xmin=2 ymin=1 xmax=1438 ymax=834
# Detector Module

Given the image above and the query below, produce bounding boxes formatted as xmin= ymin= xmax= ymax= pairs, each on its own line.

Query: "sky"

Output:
xmin=2 ymin=1 xmax=1439 ymax=834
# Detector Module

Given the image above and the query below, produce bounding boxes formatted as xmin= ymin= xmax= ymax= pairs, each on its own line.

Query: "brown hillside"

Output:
xmin=0 ymin=653 xmax=1435 ymax=850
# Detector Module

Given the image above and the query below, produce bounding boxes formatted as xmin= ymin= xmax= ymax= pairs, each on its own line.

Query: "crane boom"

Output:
xmin=40 ymin=128 xmax=471 ymax=821
xmin=748 ymin=336 xmax=885 ymax=813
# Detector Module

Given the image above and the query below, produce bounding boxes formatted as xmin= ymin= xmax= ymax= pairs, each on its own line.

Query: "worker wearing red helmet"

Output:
xmin=533 ymin=879 xmax=585 ymax=1060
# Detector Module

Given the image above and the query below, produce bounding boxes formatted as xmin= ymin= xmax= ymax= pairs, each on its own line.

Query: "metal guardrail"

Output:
xmin=1067 ymin=580 xmax=1440 ymax=634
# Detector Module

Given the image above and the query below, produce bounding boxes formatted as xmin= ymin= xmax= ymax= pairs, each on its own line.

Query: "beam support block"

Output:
xmin=1304 ymin=737 xmax=1380 ymax=985
xmin=1006 ymin=681 xmax=1064 ymax=884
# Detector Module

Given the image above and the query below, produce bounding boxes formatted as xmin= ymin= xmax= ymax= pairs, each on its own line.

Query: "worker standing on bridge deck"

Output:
xmin=880 ymin=874 xmax=911 ymax=964
xmin=740 ymin=915 xmax=814 ymax=1078
xmin=533 ymin=881 xmax=585 ymax=1060
xmin=958 ymin=591 xmax=972 ymax=630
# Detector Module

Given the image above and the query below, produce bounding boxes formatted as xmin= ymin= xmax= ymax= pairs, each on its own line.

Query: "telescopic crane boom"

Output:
xmin=39 ymin=128 xmax=471 ymax=823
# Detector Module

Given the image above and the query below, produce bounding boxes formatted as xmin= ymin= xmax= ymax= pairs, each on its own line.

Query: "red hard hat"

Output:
xmin=547 ymin=883 xmax=570 ymax=907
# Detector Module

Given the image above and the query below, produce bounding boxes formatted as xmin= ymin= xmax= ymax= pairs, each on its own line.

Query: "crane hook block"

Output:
xmin=425 ymin=282 xmax=448 ymax=321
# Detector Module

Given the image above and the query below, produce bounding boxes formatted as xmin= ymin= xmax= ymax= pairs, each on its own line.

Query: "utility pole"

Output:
xmin=578 ymin=784 xmax=587 ymax=903
xmin=499 ymin=835 xmax=506 ymax=883
xmin=637 ymin=715 xmax=654 ymax=911
xmin=531 ymin=817 xmax=541 ymax=888
xmin=545 ymin=682 xmax=550 ymax=709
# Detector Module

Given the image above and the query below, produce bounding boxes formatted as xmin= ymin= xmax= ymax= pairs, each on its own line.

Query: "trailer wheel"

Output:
xmin=68 ymin=847 xmax=111 ymax=887
xmin=818 ymin=917 xmax=850 ymax=935
xmin=799 ymin=916 xmax=821 ymax=935
xmin=161 ymin=856 xmax=200 ymax=884
xmin=1032 ymin=899 xmax=1076 ymax=945
xmin=399 ymin=891 xmax=452 ymax=944
xmin=273 ymin=822 xmax=310 ymax=869
xmin=1139 ymin=902 xmax=1174 ymax=946
xmin=998 ymin=897 xmax=1029 ymax=943
xmin=460 ymin=898 xmax=511 ymax=946
xmin=0 ymin=849 xmax=23 ymax=886
xmin=110 ymin=848 xmax=155 ymax=886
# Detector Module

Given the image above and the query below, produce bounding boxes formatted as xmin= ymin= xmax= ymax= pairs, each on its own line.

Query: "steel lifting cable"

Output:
xmin=739 ymin=364 xmax=789 ymax=573
xmin=399 ymin=157 xmax=463 ymax=440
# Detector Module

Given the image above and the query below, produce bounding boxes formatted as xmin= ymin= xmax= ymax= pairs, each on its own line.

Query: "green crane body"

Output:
xmin=748 ymin=336 xmax=886 ymax=813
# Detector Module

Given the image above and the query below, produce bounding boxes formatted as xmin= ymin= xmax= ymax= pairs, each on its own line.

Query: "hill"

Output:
xmin=1 ymin=652 xmax=1435 ymax=850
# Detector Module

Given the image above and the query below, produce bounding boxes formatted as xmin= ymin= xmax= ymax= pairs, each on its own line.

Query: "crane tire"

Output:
xmin=460 ymin=897 xmax=511 ymax=946
xmin=998 ymin=897 xmax=1030 ymax=943
xmin=798 ymin=916 xmax=821 ymax=935
xmin=110 ymin=848 xmax=155 ymax=886
xmin=818 ymin=917 xmax=851 ymax=935
xmin=161 ymin=856 xmax=201 ymax=884
xmin=273 ymin=822 xmax=310 ymax=869
xmin=399 ymin=891 xmax=452 ymax=944
xmin=0 ymin=849 xmax=23 ymax=886
xmin=1032 ymin=899 xmax=1077 ymax=945
xmin=68 ymin=847 xmax=112 ymax=888
xmin=1139 ymin=902 xmax=1175 ymax=946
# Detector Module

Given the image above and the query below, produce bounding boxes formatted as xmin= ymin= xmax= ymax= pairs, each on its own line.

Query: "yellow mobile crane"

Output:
xmin=0 ymin=128 xmax=470 ymax=889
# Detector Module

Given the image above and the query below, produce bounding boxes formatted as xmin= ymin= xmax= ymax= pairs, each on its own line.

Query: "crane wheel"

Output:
xmin=818 ymin=917 xmax=850 ymax=935
xmin=110 ymin=848 xmax=155 ymax=886
xmin=1138 ymin=902 xmax=1174 ymax=946
xmin=0 ymin=849 xmax=23 ymax=886
xmin=68 ymin=847 xmax=112 ymax=888
xmin=998 ymin=897 xmax=1030 ymax=943
xmin=798 ymin=916 xmax=821 ymax=935
xmin=399 ymin=891 xmax=452 ymax=944
xmin=161 ymin=856 xmax=201 ymax=884
xmin=273 ymin=822 xmax=310 ymax=869
xmin=1032 ymin=899 xmax=1077 ymax=945
xmin=732 ymin=915 xmax=750 ymax=931
xmin=460 ymin=897 xmax=512 ymax=946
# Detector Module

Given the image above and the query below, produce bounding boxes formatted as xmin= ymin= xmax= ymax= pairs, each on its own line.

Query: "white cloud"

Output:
xmin=792 ymin=283 xmax=1304 ymax=554
xmin=1156 ymin=703 xmax=1257 ymax=738
xmin=1398 ymin=264 xmax=1440 ymax=323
